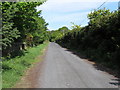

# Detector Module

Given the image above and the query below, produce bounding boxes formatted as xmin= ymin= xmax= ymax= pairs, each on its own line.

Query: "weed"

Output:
xmin=2 ymin=42 xmax=49 ymax=88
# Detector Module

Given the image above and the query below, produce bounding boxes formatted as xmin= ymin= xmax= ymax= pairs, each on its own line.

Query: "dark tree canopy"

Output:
xmin=55 ymin=9 xmax=120 ymax=69
xmin=2 ymin=1 xmax=49 ymax=50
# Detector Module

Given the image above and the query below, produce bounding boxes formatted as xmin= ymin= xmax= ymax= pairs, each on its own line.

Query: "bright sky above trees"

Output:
xmin=36 ymin=0 xmax=119 ymax=30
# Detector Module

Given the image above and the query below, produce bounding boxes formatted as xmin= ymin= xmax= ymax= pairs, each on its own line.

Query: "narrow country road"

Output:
xmin=35 ymin=42 xmax=119 ymax=88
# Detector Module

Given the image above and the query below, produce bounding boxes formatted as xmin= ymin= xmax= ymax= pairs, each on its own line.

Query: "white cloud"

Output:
xmin=37 ymin=2 xmax=101 ymax=13
xmin=36 ymin=0 xmax=119 ymax=30
xmin=43 ymin=11 xmax=89 ymax=30
xmin=45 ymin=0 xmax=119 ymax=3
xmin=48 ymin=11 xmax=89 ymax=22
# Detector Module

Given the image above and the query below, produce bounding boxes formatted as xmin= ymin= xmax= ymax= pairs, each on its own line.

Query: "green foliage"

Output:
xmin=49 ymin=26 xmax=69 ymax=42
xmin=13 ymin=2 xmax=48 ymax=44
xmin=2 ymin=2 xmax=20 ymax=49
xmin=32 ymin=16 xmax=49 ymax=45
xmin=2 ymin=1 xmax=49 ymax=55
xmin=2 ymin=42 xmax=49 ymax=88
xmin=56 ymin=9 xmax=120 ymax=69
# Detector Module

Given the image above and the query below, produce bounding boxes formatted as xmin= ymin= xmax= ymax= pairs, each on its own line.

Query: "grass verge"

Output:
xmin=2 ymin=42 xmax=49 ymax=88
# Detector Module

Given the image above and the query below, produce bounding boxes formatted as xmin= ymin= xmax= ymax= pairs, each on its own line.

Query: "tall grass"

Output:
xmin=2 ymin=42 xmax=49 ymax=88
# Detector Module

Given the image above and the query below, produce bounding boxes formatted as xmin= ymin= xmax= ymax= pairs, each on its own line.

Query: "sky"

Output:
xmin=36 ymin=0 xmax=119 ymax=30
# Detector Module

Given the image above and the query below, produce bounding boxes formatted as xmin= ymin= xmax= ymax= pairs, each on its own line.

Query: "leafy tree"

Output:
xmin=49 ymin=26 xmax=69 ymax=42
xmin=2 ymin=1 xmax=49 ymax=56
xmin=56 ymin=8 xmax=120 ymax=69
xmin=58 ymin=26 xmax=69 ymax=35
xmin=2 ymin=2 xmax=20 ymax=49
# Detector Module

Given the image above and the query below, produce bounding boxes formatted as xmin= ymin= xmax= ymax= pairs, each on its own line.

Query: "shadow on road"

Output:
xmin=109 ymin=79 xmax=120 ymax=86
xmin=59 ymin=45 xmax=120 ymax=87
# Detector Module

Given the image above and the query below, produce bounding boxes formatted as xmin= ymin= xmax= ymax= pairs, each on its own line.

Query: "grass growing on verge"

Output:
xmin=2 ymin=42 xmax=49 ymax=88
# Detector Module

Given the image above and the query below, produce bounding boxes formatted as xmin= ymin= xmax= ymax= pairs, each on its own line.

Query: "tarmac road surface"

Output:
xmin=36 ymin=42 xmax=119 ymax=88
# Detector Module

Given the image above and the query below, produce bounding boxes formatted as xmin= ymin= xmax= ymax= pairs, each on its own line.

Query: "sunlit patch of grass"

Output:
xmin=2 ymin=42 xmax=49 ymax=88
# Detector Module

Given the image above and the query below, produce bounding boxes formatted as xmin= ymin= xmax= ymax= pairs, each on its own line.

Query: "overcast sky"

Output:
xmin=36 ymin=0 xmax=119 ymax=30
